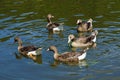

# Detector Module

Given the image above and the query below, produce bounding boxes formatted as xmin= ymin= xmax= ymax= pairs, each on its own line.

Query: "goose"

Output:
xmin=14 ymin=37 xmax=42 ymax=57
xmin=47 ymin=46 xmax=89 ymax=62
xmin=46 ymin=14 xmax=63 ymax=32
xmin=77 ymin=18 xmax=93 ymax=32
xmin=68 ymin=30 xmax=98 ymax=48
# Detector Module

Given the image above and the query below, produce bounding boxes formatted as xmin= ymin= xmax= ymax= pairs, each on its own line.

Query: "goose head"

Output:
xmin=77 ymin=18 xmax=93 ymax=32
xmin=47 ymin=46 xmax=58 ymax=54
xmin=14 ymin=36 xmax=22 ymax=46
xmin=77 ymin=18 xmax=92 ymax=26
xmin=47 ymin=14 xmax=54 ymax=24
xmin=68 ymin=34 xmax=75 ymax=43
xmin=14 ymin=36 xmax=20 ymax=42
xmin=47 ymin=14 xmax=54 ymax=19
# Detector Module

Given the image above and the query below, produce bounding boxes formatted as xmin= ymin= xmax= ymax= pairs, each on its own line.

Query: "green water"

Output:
xmin=0 ymin=0 xmax=120 ymax=80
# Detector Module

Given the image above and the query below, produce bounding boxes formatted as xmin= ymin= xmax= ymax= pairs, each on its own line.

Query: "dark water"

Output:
xmin=0 ymin=0 xmax=120 ymax=80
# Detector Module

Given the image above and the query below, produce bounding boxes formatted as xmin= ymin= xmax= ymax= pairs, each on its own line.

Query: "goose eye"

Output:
xmin=70 ymin=36 xmax=73 ymax=39
xmin=14 ymin=39 xmax=17 ymax=42
xmin=77 ymin=21 xmax=82 ymax=25
xmin=78 ymin=22 xmax=82 ymax=25
xmin=87 ymin=22 xmax=91 ymax=27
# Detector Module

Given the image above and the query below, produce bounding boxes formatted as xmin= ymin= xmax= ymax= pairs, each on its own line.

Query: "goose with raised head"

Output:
xmin=47 ymin=46 xmax=89 ymax=62
xmin=46 ymin=14 xmax=63 ymax=32
xmin=14 ymin=37 xmax=42 ymax=57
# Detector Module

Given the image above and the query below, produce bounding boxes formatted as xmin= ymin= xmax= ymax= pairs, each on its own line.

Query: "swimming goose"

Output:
xmin=77 ymin=18 xmax=93 ymax=32
xmin=46 ymin=14 xmax=63 ymax=32
xmin=14 ymin=37 xmax=42 ymax=57
xmin=68 ymin=30 xmax=98 ymax=48
xmin=47 ymin=46 xmax=89 ymax=62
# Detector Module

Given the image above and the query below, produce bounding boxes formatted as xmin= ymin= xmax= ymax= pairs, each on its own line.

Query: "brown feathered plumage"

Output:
xmin=77 ymin=18 xmax=93 ymax=32
xmin=46 ymin=14 xmax=63 ymax=31
xmin=14 ymin=37 xmax=42 ymax=56
xmin=47 ymin=46 xmax=88 ymax=62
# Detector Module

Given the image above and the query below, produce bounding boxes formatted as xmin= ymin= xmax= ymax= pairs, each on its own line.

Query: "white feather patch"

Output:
xmin=53 ymin=25 xmax=63 ymax=31
xmin=27 ymin=48 xmax=41 ymax=56
xmin=92 ymin=36 xmax=96 ymax=42
xmin=78 ymin=52 xmax=86 ymax=60
xmin=27 ymin=51 xmax=37 ymax=56
xmin=53 ymin=27 xmax=61 ymax=31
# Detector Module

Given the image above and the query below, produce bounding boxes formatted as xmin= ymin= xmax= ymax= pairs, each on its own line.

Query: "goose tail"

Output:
xmin=91 ymin=30 xmax=98 ymax=42
xmin=35 ymin=48 xmax=42 ymax=55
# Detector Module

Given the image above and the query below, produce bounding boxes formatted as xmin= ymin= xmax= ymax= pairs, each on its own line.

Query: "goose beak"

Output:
xmin=47 ymin=48 xmax=50 ymax=51
xmin=76 ymin=19 xmax=82 ymax=24
xmin=14 ymin=39 xmax=17 ymax=43
xmin=51 ymin=16 xmax=54 ymax=18
xmin=87 ymin=18 xmax=93 ymax=23
xmin=84 ymin=47 xmax=89 ymax=52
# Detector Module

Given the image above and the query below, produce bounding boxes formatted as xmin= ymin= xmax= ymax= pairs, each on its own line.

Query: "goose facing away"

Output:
xmin=46 ymin=14 xmax=63 ymax=32
xmin=68 ymin=30 xmax=98 ymax=48
xmin=47 ymin=46 xmax=89 ymax=62
xmin=77 ymin=18 xmax=93 ymax=32
xmin=14 ymin=37 xmax=42 ymax=57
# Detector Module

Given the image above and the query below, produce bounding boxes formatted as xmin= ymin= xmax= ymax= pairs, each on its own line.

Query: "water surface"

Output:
xmin=0 ymin=0 xmax=120 ymax=80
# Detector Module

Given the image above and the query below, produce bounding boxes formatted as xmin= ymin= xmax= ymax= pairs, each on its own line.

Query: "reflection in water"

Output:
xmin=78 ymin=60 xmax=88 ymax=68
xmin=0 ymin=0 xmax=120 ymax=80
xmin=28 ymin=54 xmax=42 ymax=64
xmin=48 ymin=30 xmax=64 ymax=39
xmin=14 ymin=52 xmax=42 ymax=64
xmin=50 ymin=59 xmax=88 ymax=67
xmin=50 ymin=60 xmax=61 ymax=67
xmin=14 ymin=52 xmax=23 ymax=59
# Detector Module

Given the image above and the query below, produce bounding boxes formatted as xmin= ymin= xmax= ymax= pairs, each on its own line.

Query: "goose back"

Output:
xmin=47 ymin=46 xmax=87 ymax=62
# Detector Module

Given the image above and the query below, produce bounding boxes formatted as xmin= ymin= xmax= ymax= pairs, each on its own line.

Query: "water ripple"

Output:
xmin=0 ymin=16 xmax=14 ymax=23
xmin=20 ymin=12 xmax=36 ymax=17
xmin=0 ymin=0 xmax=120 ymax=80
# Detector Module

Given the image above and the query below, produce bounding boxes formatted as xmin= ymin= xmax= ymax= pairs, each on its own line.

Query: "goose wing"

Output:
xmin=20 ymin=45 xmax=38 ymax=52
xmin=53 ymin=23 xmax=60 ymax=26
xmin=67 ymin=52 xmax=83 ymax=59
xmin=85 ymin=35 xmax=95 ymax=43
xmin=57 ymin=52 xmax=78 ymax=61
xmin=47 ymin=23 xmax=59 ymax=30
xmin=72 ymin=37 xmax=87 ymax=44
